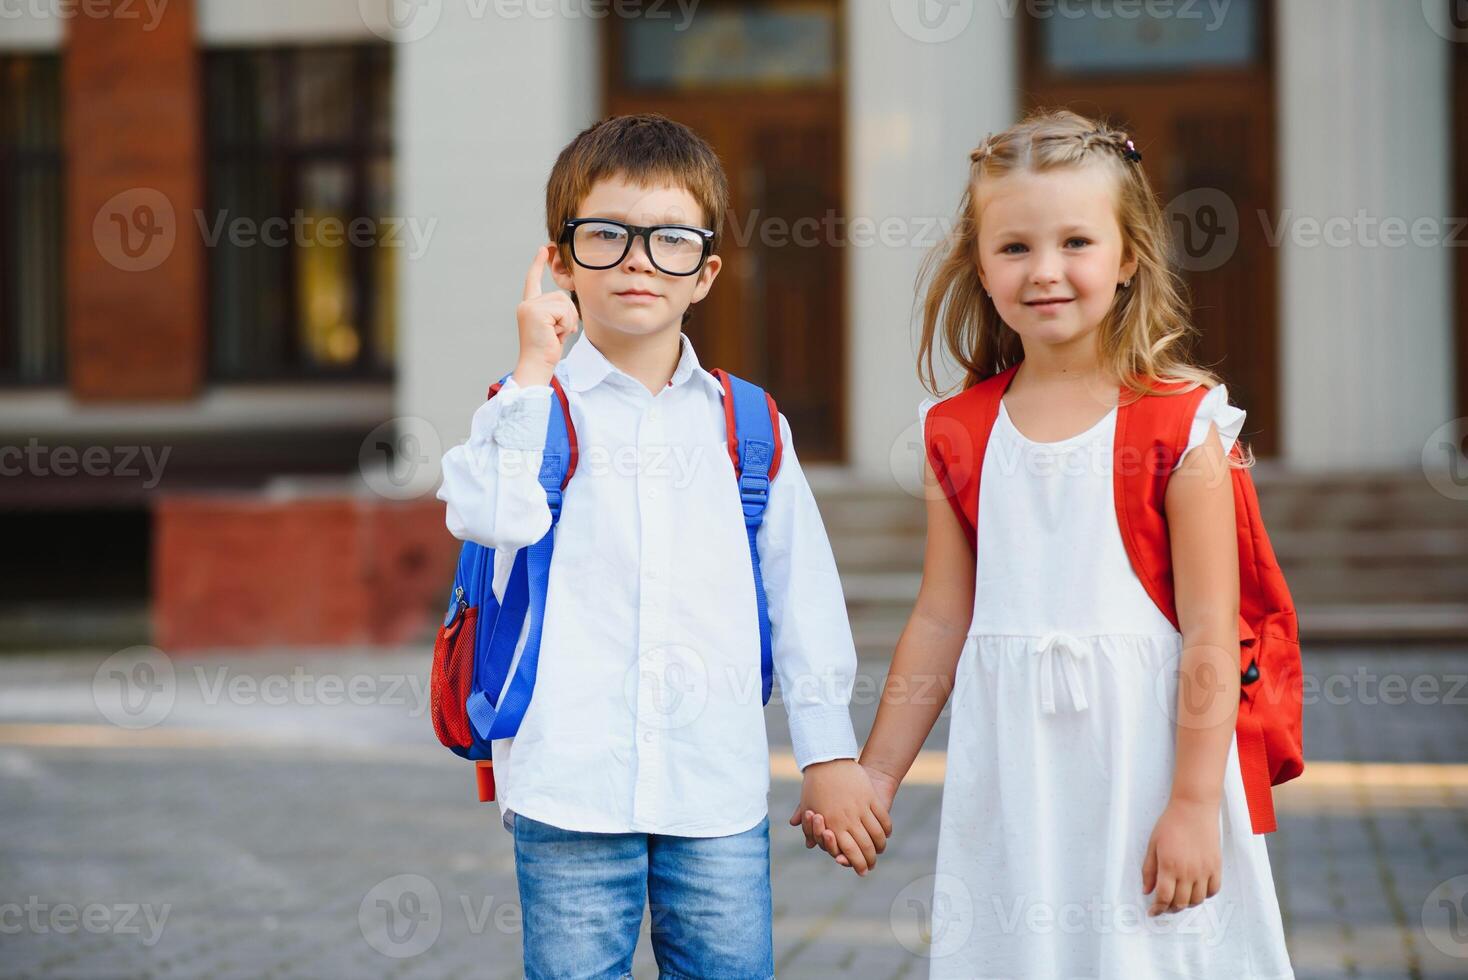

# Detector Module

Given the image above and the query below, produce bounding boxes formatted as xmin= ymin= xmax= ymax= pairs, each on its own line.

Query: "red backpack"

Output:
xmin=924 ymin=363 xmax=1303 ymax=834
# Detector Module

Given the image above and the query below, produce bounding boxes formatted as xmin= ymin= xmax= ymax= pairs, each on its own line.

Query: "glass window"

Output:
xmin=1040 ymin=0 xmax=1259 ymax=75
xmin=623 ymin=3 xmax=837 ymax=90
xmin=0 ymin=54 xmax=64 ymax=386
xmin=205 ymin=45 xmax=394 ymax=380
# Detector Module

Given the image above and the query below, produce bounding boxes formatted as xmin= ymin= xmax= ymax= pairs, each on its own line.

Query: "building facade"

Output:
xmin=0 ymin=0 xmax=1461 ymax=645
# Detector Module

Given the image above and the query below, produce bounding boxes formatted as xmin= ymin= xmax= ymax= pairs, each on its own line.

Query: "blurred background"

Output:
xmin=0 ymin=1 xmax=1465 ymax=978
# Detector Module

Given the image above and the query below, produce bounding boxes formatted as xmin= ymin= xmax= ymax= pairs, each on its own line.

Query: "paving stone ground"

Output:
xmin=0 ymin=645 xmax=1465 ymax=978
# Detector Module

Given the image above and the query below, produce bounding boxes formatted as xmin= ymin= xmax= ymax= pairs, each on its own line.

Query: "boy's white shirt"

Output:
xmin=436 ymin=332 xmax=859 ymax=836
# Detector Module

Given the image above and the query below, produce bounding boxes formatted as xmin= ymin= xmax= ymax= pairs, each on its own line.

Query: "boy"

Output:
xmin=436 ymin=114 xmax=891 ymax=978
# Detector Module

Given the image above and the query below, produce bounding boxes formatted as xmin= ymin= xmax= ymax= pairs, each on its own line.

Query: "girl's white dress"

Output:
xmin=918 ymin=386 xmax=1294 ymax=979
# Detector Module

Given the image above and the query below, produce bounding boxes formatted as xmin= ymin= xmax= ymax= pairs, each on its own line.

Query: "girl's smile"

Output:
xmin=975 ymin=166 xmax=1137 ymax=352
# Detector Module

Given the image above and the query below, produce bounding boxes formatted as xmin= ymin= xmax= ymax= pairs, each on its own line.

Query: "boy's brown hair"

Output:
xmin=545 ymin=113 xmax=730 ymax=252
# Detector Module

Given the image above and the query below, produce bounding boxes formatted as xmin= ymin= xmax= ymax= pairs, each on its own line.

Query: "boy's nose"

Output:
xmin=623 ymin=236 xmax=655 ymax=271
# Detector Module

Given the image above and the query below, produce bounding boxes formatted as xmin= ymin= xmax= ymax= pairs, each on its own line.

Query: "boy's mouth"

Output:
xmin=614 ymin=289 xmax=661 ymax=303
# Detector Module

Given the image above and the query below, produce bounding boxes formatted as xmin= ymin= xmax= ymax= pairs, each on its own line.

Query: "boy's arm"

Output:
xmin=759 ymin=413 xmax=890 ymax=873
xmin=757 ymin=411 xmax=859 ymax=768
xmin=436 ymin=244 xmax=580 ymax=555
xmin=435 ymin=376 xmax=554 ymax=554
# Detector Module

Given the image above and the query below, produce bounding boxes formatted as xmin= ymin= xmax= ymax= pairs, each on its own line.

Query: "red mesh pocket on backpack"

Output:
xmin=430 ymin=605 xmax=478 ymax=750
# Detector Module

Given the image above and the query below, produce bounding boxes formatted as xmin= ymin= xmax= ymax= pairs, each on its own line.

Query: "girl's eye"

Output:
xmin=1001 ymin=243 xmax=1026 ymax=255
xmin=1066 ymin=237 xmax=1090 ymax=248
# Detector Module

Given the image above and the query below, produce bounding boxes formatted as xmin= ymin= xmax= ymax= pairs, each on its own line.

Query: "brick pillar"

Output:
xmin=66 ymin=0 xmax=203 ymax=401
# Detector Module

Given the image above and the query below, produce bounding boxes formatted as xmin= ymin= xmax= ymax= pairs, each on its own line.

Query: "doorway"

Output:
xmin=604 ymin=0 xmax=846 ymax=461
xmin=1020 ymin=0 xmax=1279 ymax=454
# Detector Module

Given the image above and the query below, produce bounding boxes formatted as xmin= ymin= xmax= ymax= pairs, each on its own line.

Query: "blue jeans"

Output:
xmin=512 ymin=813 xmax=775 ymax=980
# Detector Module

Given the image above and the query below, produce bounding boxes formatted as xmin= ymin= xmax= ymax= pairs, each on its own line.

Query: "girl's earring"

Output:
xmin=1121 ymin=278 xmax=1133 ymax=288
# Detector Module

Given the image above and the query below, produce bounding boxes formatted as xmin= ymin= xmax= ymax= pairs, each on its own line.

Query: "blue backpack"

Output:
xmin=430 ymin=369 xmax=785 ymax=802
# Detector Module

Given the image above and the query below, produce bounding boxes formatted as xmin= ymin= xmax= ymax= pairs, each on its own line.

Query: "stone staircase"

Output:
xmin=809 ymin=465 xmax=1468 ymax=656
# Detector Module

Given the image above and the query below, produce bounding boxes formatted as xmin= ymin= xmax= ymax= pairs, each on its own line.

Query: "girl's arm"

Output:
xmin=859 ymin=455 xmax=976 ymax=792
xmin=1144 ymin=422 xmax=1241 ymax=915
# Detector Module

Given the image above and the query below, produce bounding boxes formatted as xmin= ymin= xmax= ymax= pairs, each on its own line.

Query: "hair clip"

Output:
xmin=1121 ymin=139 xmax=1142 ymax=163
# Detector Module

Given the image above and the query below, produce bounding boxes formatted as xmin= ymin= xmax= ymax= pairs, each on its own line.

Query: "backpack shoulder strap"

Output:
xmin=488 ymin=373 xmax=579 ymax=485
xmin=464 ymin=371 xmax=577 ymax=747
xmin=710 ymin=368 xmax=782 ymax=706
xmin=923 ymin=364 xmax=1019 ymax=553
xmin=1111 ymin=382 xmax=1210 ymax=630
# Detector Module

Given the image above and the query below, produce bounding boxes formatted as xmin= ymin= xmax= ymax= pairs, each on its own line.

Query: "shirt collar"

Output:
xmin=564 ymin=332 xmax=724 ymax=397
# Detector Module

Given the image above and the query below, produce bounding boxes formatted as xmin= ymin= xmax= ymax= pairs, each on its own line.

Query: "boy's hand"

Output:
xmin=788 ymin=759 xmax=892 ymax=876
xmin=514 ymin=244 xmax=579 ymax=388
xmin=1141 ymin=797 xmax=1222 ymax=916
xmin=804 ymin=764 xmax=899 ymax=871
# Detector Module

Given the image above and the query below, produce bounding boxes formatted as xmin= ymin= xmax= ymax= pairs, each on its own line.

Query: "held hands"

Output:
xmin=1141 ymin=797 xmax=1222 ymax=916
xmin=788 ymin=760 xmax=897 ymax=876
xmin=514 ymin=245 xmax=580 ymax=388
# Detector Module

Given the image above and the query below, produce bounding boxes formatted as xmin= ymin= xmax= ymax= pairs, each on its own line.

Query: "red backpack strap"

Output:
xmin=922 ymin=364 xmax=1019 ymax=553
xmin=486 ymin=375 xmax=579 ymax=486
xmin=1114 ymin=383 xmax=1289 ymax=834
xmin=1111 ymin=382 xmax=1209 ymax=630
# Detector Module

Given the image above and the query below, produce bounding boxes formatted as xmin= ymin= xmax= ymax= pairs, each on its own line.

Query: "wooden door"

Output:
xmin=1020 ymin=0 xmax=1279 ymax=455
xmin=604 ymin=0 xmax=845 ymax=461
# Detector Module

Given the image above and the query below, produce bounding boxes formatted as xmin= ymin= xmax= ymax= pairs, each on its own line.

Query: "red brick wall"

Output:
xmin=66 ymin=0 xmax=204 ymax=400
xmin=154 ymin=496 xmax=461 ymax=651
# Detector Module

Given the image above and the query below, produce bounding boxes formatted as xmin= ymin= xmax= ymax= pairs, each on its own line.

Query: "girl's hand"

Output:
xmin=804 ymin=764 xmax=900 ymax=869
xmin=789 ymin=760 xmax=892 ymax=875
xmin=1142 ymin=797 xmax=1222 ymax=916
xmin=514 ymin=244 xmax=579 ymax=388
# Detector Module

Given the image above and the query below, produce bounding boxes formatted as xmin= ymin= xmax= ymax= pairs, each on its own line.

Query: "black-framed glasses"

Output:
xmin=559 ymin=218 xmax=715 ymax=276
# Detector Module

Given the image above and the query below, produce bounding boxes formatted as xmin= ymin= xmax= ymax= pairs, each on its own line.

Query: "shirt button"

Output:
xmin=647 ymin=487 xmax=659 ymax=500
xmin=647 ymin=568 xmax=660 ymax=580
xmin=649 ymin=408 xmax=661 ymax=421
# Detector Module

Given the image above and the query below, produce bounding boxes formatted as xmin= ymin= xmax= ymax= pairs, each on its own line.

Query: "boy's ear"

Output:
xmin=688 ymin=253 xmax=722 ymax=305
xmin=548 ymin=244 xmax=576 ymax=292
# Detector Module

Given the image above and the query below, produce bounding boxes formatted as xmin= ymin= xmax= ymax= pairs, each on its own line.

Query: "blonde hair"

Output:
xmin=916 ymin=108 xmax=1238 ymax=440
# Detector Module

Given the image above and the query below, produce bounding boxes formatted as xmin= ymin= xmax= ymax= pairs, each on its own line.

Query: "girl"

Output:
xmin=804 ymin=109 xmax=1294 ymax=977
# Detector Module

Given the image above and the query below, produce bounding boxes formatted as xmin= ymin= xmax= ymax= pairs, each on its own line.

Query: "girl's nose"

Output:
xmin=1029 ymin=250 xmax=1063 ymax=284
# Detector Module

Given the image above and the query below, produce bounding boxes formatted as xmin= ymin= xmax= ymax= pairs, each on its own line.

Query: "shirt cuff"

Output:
xmin=787 ymin=703 xmax=859 ymax=771
xmin=490 ymin=384 xmax=554 ymax=450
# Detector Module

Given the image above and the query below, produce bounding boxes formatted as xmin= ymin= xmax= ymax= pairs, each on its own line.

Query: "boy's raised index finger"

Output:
xmin=523 ymin=244 xmax=553 ymax=302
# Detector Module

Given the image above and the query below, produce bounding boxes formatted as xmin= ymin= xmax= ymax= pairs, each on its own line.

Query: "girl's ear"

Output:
xmin=549 ymin=245 xmax=576 ymax=292
xmin=1119 ymin=248 xmax=1140 ymax=287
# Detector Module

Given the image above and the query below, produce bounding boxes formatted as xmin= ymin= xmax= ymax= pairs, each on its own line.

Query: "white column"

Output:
xmin=396 ymin=2 xmax=600 ymax=455
xmin=845 ymin=1 xmax=1015 ymax=481
xmin=0 ymin=4 xmax=64 ymax=47
xmin=1277 ymin=0 xmax=1452 ymax=470
xmin=197 ymin=0 xmax=380 ymax=42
